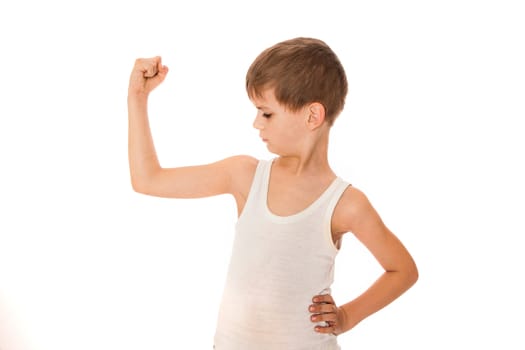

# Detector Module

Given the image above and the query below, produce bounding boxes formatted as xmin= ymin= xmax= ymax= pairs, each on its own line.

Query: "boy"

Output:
xmin=128 ymin=37 xmax=418 ymax=349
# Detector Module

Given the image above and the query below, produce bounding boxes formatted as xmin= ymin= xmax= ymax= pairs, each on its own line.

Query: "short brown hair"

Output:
xmin=246 ymin=37 xmax=348 ymax=126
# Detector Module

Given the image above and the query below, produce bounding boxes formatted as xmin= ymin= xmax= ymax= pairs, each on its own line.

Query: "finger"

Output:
xmin=309 ymin=303 xmax=337 ymax=314
xmin=143 ymin=57 xmax=160 ymax=78
xmin=314 ymin=323 xmax=337 ymax=334
xmin=156 ymin=63 xmax=169 ymax=80
xmin=310 ymin=312 xmax=337 ymax=324
xmin=134 ymin=56 xmax=160 ymax=78
xmin=312 ymin=294 xmax=335 ymax=304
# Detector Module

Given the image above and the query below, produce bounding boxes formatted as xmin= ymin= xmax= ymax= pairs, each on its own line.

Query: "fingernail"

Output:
xmin=309 ymin=306 xmax=314 ymax=311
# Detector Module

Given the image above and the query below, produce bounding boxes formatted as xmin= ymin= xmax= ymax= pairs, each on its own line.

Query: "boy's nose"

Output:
xmin=252 ymin=115 xmax=264 ymax=130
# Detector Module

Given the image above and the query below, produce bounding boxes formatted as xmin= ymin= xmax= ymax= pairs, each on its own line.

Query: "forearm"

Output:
xmin=339 ymin=269 xmax=417 ymax=333
xmin=128 ymin=92 xmax=161 ymax=189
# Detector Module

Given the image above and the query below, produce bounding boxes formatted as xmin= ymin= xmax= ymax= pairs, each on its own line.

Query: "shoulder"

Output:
xmin=224 ymin=154 xmax=259 ymax=176
xmin=222 ymin=155 xmax=259 ymax=194
xmin=332 ymin=185 xmax=381 ymax=235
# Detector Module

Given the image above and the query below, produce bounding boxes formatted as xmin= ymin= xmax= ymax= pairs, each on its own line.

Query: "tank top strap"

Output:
xmin=322 ymin=178 xmax=351 ymax=250
xmin=237 ymin=158 xmax=271 ymax=221
xmin=324 ymin=178 xmax=351 ymax=217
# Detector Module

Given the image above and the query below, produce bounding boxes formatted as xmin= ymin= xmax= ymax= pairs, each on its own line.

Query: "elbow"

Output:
xmin=391 ymin=259 xmax=419 ymax=289
xmin=407 ymin=261 xmax=419 ymax=287
xmin=130 ymin=179 xmax=143 ymax=194
xmin=130 ymin=175 xmax=150 ymax=195
xmin=130 ymin=180 xmax=143 ymax=194
xmin=130 ymin=167 xmax=164 ymax=196
xmin=129 ymin=167 xmax=158 ymax=195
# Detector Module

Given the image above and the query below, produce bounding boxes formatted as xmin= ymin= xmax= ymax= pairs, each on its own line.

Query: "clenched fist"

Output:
xmin=128 ymin=56 xmax=169 ymax=96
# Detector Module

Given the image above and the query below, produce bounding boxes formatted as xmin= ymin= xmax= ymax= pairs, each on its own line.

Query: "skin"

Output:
xmin=128 ymin=56 xmax=419 ymax=337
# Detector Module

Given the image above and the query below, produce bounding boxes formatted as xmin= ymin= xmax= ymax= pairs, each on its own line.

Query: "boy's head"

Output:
xmin=246 ymin=37 xmax=348 ymax=127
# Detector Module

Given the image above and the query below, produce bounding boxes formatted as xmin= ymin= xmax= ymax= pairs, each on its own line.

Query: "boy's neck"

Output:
xmin=274 ymin=129 xmax=333 ymax=176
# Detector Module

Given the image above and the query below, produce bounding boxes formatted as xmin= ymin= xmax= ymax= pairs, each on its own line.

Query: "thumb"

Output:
xmin=156 ymin=63 xmax=169 ymax=81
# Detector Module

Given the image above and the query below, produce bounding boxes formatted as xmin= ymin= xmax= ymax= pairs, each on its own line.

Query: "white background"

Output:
xmin=1 ymin=1 xmax=524 ymax=349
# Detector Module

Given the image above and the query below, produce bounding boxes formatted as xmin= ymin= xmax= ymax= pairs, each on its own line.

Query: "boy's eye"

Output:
xmin=262 ymin=113 xmax=272 ymax=118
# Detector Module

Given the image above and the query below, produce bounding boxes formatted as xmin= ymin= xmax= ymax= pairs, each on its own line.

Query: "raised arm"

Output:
xmin=127 ymin=56 xmax=256 ymax=200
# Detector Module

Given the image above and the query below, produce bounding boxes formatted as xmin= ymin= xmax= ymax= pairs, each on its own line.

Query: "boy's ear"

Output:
xmin=306 ymin=102 xmax=326 ymax=130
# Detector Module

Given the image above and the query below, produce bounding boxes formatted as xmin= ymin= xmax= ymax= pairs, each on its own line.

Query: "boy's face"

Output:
xmin=250 ymin=88 xmax=309 ymax=155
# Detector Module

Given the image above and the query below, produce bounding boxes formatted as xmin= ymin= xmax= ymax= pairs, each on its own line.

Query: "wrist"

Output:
xmin=127 ymin=90 xmax=149 ymax=104
xmin=128 ymin=87 xmax=149 ymax=97
xmin=336 ymin=306 xmax=349 ymax=335
xmin=337 ymin=303 xmax=360 ymax=334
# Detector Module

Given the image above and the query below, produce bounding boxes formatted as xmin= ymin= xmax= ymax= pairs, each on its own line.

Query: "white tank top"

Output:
xmin=214 ymin=158 xmax=350 ymax=350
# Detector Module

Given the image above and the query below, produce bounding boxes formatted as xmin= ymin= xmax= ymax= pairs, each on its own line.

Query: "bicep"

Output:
xmin=133 ymin=155 xmax=256 ymax=199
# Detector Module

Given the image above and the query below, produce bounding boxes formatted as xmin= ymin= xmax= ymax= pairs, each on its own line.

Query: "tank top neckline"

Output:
xmin=262 ymin=158 xmax=342 ymax=223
